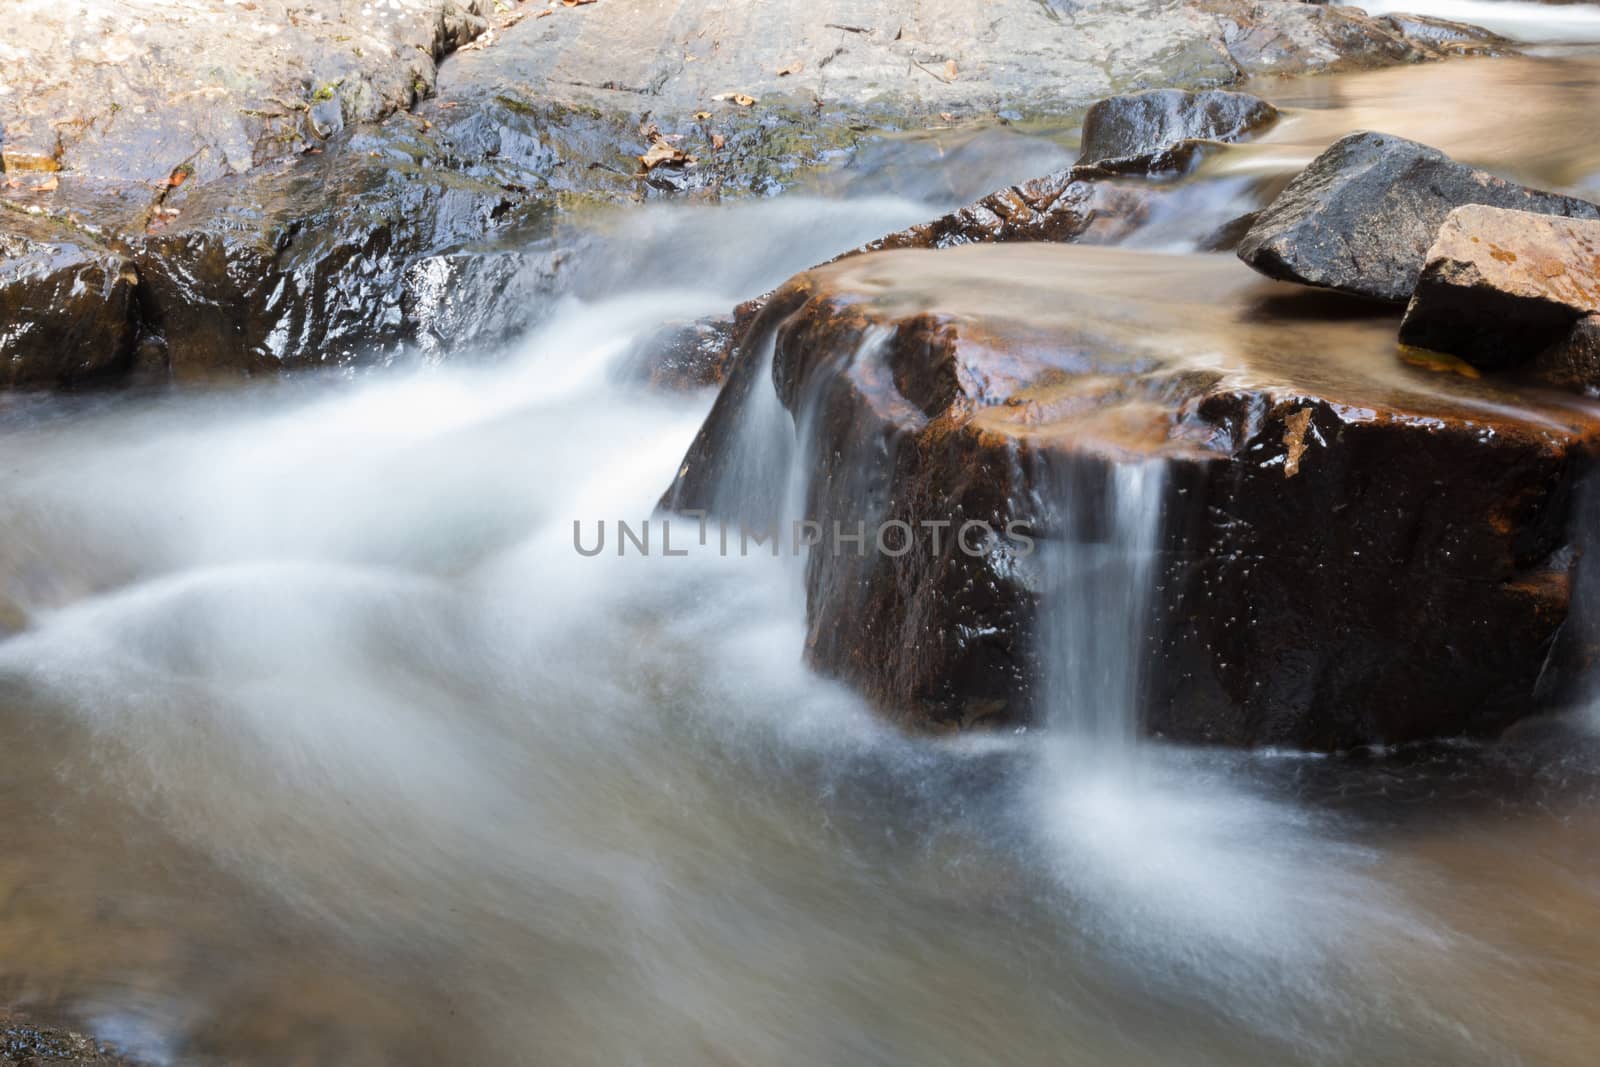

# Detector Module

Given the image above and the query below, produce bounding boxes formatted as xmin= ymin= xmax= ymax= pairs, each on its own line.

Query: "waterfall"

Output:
xmin=1035 ymin=458 xmax=1169 ymax=745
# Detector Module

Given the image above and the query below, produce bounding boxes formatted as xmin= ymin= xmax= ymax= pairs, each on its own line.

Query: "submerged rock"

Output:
xmin=1399 ymin=205 xmax=1600 ymax=370
xmin=0 ymin=215 xmax=137 ymax=387
xmin=1076 ymin=89 xmax=1278 ymax=174
xmin=1 ymin=1016 xmax=135 ymax=1066
xmin=664 ymin=245 xmax=1599 ymax=749
xmin=863 ymin=169 xmax=1158 ymax=251
xmin=1237 ymin=132 xmax=1600 ymax=303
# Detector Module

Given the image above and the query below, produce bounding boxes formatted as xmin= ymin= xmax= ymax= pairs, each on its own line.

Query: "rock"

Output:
xmin=1237 ymin=132 xmax=1600 ymax=303
xmin=1076 ymin=89 xmax=1278 ymax=174
xmin=663 ymin=245 xmax=1600 ymax=749
xmin=862 ymin=168 xmax=1158 ymax=252
xmin=617 ymin=317 xmax=737 ymax=391
xmin=1399 ymin=205 xmax=1600 ymax=370
xmin=1535 ymin=315 xmax=1600 ymax=396
xmin=0 ymin=1 xmax=491 ymax=188
xmin=1 ymin=1015 xmax=136 ymax=1066
xmin=0 ymin=214 xmax=137 ymax=387
xmin=121 ymin=120 xmax=544 ymax=376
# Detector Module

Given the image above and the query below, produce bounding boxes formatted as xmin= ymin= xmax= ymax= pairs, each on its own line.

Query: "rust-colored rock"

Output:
xmin=664 ymin=245 xmax=1600 ymax=749
xmin=1400 ymin=205 xmax=1600 ymax=370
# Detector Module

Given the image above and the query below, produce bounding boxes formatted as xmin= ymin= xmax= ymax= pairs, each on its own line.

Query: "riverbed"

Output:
xmin=2 ymin=27 xmax=1600 ymax=1067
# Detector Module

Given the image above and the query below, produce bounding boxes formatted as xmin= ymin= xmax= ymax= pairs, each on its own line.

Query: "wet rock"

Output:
xmin=1197 ymin=0 xmax=1509 ymax=71
xmin=122 ymin=120 xmax=543 ymax=376
xmin=862 ymin=168 xmax=1158 ymax=252
xmin=1 ymin=1016 xmax=135 ymax=1066
xmin=617 ymin=317 xmax=737 ymax=391
xmin=0 ymin=214 xmax=137 ymax=387
xmin=1076 ymin=89 xmax=1278 ymax=174
xmin=1535 ymin=315 xmax=1600 ymax=396
xmin=664 ymin=245 xmax=1600 ymax=749
xmin=1238 ymin=132 xmax=1600 ymax=303
xmin=1399 ymin=205 xmax=1600 ymax=370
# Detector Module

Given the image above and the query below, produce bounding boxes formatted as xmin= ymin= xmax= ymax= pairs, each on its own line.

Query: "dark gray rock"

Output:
xmin=1237 ymin=131 xmax=1600 ymax=303
xmin=1536 ymin=314 xmax=1600 ymax=396
xmin=0 ymin=214 xmax=137 ymax=387
xmin=1076 ymin=89 xmax=1278 ymax=174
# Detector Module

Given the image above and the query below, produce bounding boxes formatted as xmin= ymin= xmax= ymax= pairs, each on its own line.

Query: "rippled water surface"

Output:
xmin=4 ymin=31 xmax=1600 ymax=1067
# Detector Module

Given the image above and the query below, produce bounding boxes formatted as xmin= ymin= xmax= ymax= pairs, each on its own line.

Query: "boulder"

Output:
xmin=122 ymin=121 xmax=542 ymax=376
xmin=0 ymin=215 xmax=137 ymax=387
xmin=663 ymin=245 xmax=1600 ymax=749
xmin=617 ymin=317 xmax=737 ymax=391
xmin=1399 ymin=205 xmax=1600 ymax=369
xmin=1076 ymin=89 xmax=1278 ymax=174
xmin=1534 ymin=314 xmax=1600 ymax=397
xmin=1 ymin=1015 xmax=135 ymax=1066
xmin=1237 ymin=132 xmax=1600 ymax=303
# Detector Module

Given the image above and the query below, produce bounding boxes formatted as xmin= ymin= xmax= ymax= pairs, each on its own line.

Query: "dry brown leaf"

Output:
xmin=638 ymin=135 xmax=695 ymax=171
xmin=944 ymin=60 xmax=958 ymax=80
xmin=560 ymin=0 xmax=596 ymax=6
xmin=36 ymin=175 xmax=59 ymax=192
xmin=776 ymin=61 xmax=803 ymax=76
xmin=711 ymin=92 xmax=756 ymax=107
xmin=711 ymin=133 xmax=726 ymax=150
xmin=693 ymin=110 xmax=713 ymax=120
xmin=938 ymin=111 xmax=955 ymax=122
xmin=535 ymin=8 xmax=552 ymax=16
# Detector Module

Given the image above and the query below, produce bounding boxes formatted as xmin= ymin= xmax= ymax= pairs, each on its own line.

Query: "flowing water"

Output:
xmin=5 ymin=32 xmax=1600 ymax=1067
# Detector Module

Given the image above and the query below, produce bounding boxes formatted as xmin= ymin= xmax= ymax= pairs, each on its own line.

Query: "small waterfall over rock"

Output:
xmin=1032 ymin=456 xmax=1169 ymax=746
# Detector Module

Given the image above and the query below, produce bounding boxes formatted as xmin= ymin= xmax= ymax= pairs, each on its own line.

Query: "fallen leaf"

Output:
xmin=693 ymin=110 xmax=712 ymax=120
xmin=938 ymin=111 xmax=955 ymax=122
xmin=536 ymin=8 xmax=552 ymax=16
xmin=560 ymin=0 xmax=596 ymax=6
xmin=711 ymin=133 xmax=725 ymax=150
xmin=712 ymin=92 xmax=756 ymax=107
xmin=776 ymin=61 xmax=803 ymax=76
xmin=945 ymin=59 xmax=959 ymax=80
xmin=36 ymin=175 xmax=58 ymax=192
xmin=638 ymin=135 xmax=695 ymax=171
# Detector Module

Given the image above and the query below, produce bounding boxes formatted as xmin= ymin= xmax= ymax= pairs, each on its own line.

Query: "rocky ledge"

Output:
xmin=0 ymin=0 xmax=1506 ymax=386
xmin=663 ymin=245 xmax=1599 ymax=749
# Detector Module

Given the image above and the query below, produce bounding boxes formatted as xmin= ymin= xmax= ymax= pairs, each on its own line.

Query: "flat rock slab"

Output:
xmin=1400 ymin=204 xmax=1600 ymax=368
xmin=1237 ymin=131 xmax=1600 ymax=303
xmin=0 ymin=0 xmax=490 ymax=187
xmin=665 ymin=244 xmax=1600 ymax=748
xmin=1076 ymin=89 xmax=1278 ymax=172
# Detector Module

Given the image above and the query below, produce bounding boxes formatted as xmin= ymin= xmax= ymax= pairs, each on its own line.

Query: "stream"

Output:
xmin=3 ymin=22 xmax=1600 ymax=1067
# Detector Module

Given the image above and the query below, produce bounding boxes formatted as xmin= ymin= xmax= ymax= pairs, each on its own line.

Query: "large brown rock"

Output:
xmin=1536 ymin=315 xmax=1600 ymax=396
xmin=1238 ymin=132 xmax=1600 ymax=303
xmin=663 ymin=245 xmax=1600 ymax=749
xmin=1399 ymin=205 xmax=1600 ymax=369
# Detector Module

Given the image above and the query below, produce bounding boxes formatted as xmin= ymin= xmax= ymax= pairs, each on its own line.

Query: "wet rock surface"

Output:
xmin=0 ymin=1017 xmax=134 ymax=1066
xmin=665 ymin=245 xmax=1600 ymax=749
xmin=0 ymin=214 xmax=137 ymax=387
xmin=1399 ymin=205 xmax=1600 ymax=370
xmin=1237 ymin=132 xmax=1600 ymax=303
xmin=1536 ymin=314 xmax=1600 ymax=396
xmin=1076 ymin=89 xmax=1279 ymax=173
